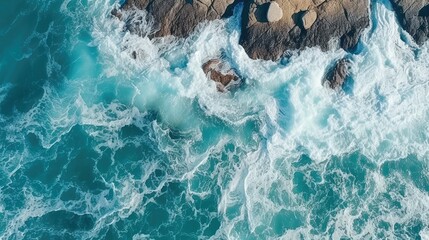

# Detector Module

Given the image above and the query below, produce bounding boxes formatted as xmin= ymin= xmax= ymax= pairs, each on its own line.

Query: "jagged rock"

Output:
xmin=120 ymin=0 xmax=240 ymax=38
xmin=240 ymin=0 xmax=370 ymax=60
xmin=202 ymin=59 xmax=240 ymax=92
xmin=389 ymin=0 xmax=429 ymax=45
xmin=267 ymin=2 xmax=283 ymax=22
xmin=323 ymin=58 xmax=350 ymax=90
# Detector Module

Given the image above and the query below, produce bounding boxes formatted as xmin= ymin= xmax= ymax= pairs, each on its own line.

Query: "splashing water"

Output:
xmin=1 ymin=0 xmax=429 ymax=239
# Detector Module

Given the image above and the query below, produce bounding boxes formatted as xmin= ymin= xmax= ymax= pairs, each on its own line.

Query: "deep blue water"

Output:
xmin=1 ymin=0 xmax=429 ymax=239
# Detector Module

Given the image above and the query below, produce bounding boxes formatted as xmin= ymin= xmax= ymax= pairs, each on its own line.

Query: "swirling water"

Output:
xmin=1 ymin=0 xmax=429 ymax=239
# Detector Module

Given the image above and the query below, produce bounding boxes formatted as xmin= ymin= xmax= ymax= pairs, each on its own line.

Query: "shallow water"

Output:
xmin=1 ymin=0 xmax=429 ymax=239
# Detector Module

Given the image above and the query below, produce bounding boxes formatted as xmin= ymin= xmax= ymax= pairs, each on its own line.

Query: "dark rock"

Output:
xmin=240 ymin=0 xmax=370 ymax=60
xmin=323 ymin=58 xmax=350 ymax=90
xmin=389 ymin=0 xmax=429 ymax=45
xmin=111 ymin=8 xmax=123 ymax=19
xmin=120 ymin=0 xmax=240 ymax=38
xmin=202 ymin=59 xmax=240 ymax=92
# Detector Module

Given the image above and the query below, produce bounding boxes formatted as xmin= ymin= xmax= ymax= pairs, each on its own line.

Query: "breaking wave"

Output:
xmin=1 ymin=0 xmax=429 ymax=239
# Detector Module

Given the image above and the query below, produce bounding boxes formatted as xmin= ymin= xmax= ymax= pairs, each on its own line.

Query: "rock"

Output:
xmin=240 ymin=0 xmax=370 ymax=60
xmin=323 ymin=58 xmax=350 ymax=90
xmin=118 ymin=0 xmax=373 ymax=61
xmin=267 ymin=2 xmax=283 ymax=22
xmin=202 ymin=59 xmax=240 ymax=92
xmin=389 ymin=0 xmax=429 ymax=45
xmin=302 ymin=10 xmax=317 ymax=30
xmin=120 ymin=0 xmax=240 ymax=38
xmin=111 ymin=8 xmax=122 ymax=19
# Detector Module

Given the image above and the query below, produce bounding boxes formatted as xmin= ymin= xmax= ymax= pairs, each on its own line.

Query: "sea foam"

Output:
xmin=1 ymin=0 xmax=429 ymax=239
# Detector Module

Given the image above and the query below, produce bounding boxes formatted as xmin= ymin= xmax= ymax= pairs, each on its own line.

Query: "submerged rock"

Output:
xmin=111 ymin=8 xmax=122 ymax=19
xmin=323 ymin=58 xmax=350 ymax=90
xmin=389 ymin=0 xmax=429 ymax=45
xmin=240 ymin=0 xmax=370 ymax=60
xmin=202 ymin=59 xmax=240 ymax=92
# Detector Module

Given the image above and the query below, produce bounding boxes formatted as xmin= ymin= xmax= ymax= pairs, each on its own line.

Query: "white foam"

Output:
xmin=86 ymin=1 xmax=429 ymax=238
xmin=259 ymin=1 xmax=429 ymax=163
xmin=3 ymin=0 xmax=429 ymax=239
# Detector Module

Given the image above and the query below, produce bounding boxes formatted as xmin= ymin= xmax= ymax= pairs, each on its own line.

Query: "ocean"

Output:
xmin=1 ymin=0 xmax=429 ymax=239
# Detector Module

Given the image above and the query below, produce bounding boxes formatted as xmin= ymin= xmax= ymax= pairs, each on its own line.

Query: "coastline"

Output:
xmin=116 ymin=0 xmax=429 ymax=61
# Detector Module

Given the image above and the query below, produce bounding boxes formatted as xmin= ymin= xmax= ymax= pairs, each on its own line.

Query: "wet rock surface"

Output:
xmin=202 ymin=59 xmax=240 ymax=92
xmin=389 ymin=0 xmax=429 ymax=45
xmin=323 ymin=58 xmax=350 ymax=90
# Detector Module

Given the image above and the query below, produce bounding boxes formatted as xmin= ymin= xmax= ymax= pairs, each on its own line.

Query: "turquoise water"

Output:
xmin=1 ymin=0 xmax=429 ymax=239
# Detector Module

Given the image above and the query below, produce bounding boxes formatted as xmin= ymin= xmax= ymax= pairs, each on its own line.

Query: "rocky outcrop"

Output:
xmin=120 ymin=0 xmax=240 ymax=38
xmin=118 ymin=0 xmax=369 ymax=61
xmin=240 ymin=0 xmax=370 ymax=60
xmin=202 ymin=59 xmax=240 ymax=92
xmin=389 ymin=0 xmax=429 ymax=45
xmin=323 ymin=58 xmax=350 ymax=90
xmin=117 ymin=0 xmax=429 ymax=61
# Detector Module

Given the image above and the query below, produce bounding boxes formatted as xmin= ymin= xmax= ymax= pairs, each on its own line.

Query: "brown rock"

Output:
xmin=202 ymin=59 xmax=239 ymax=92
xmin=302 ymin=10 xmax=317 ymax=29
xmin=240 ymin=0 xmax=370 ymax=60
xmin=389 ymin=0 xmax=429 ymax=45
xmin=323 ymin=58 xmax=350 ymax=90
xmin=118 ymin=0 xmax=373 ymax=61
xmin=120 ymin=0 xmax=240 ymax=38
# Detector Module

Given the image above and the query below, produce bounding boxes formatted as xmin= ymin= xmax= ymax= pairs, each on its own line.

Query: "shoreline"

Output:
xmin=116 ymin=0 xmax=429 ymax=61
